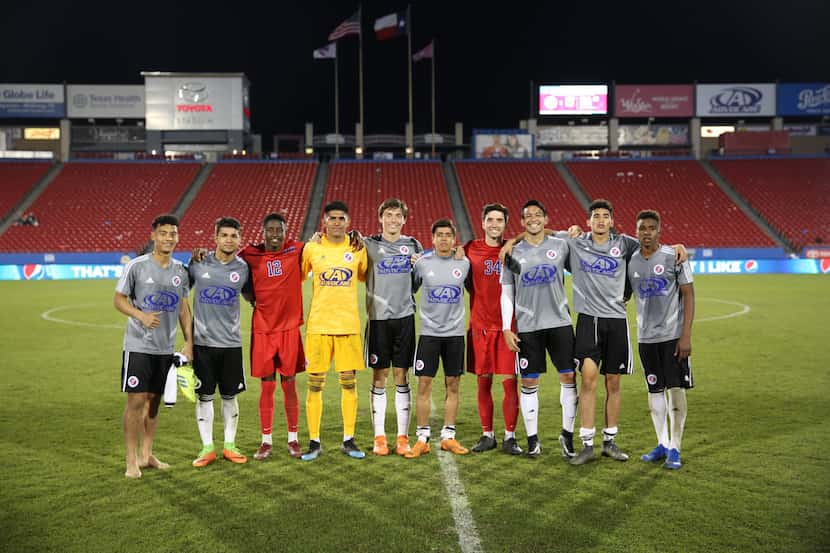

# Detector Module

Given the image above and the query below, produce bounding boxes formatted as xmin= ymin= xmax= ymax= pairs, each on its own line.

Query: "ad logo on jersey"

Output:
xmin=320 ymin=267 xmax=353 ymax=286
xmin=399 ymin=245 xmax=410 ymax=255
xmin=142 ymin=291 xmax=180 ymax=311
xmin=545 ymin=249 xmax=558 ymax=260
xmin=172 ymin=275 xmax=182 ymax=287
xmin=638 ymin=277 xmax=669 ymax=298
xmin=22 ymin=264 xmax=44 ymax=280
xmin=199 ymin=285 xmax=238 ymax=306
xmin=580 ymin=256 xmax=619 ymax=276
xmin=609 ymin=247 xmax=621 ymax=257
xmin=229 ymin=271 xmax=240 ymax=283
xmin=343 ymin=252 xmax=353 ymax=263
xmin=646 ymin=374 xmax=658 ymax=385
xmin=521 ymin=264 xmax=557 ymax=286
xmin=452 ymin=268 xmax=463 ymax=279
xmin=744 ymin=260 xmax=758 ymax=273
xmin=127 ymin=376 xmax=139 ymax=388
xmin=653 ymin=264 xmax=665 ymax=275
xmin=427 ymin=285 xmax=462 ymax=304
xmin=377 ymin=255 xmax=410 ymax=274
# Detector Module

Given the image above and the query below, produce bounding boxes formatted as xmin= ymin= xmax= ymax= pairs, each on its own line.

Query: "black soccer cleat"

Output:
xmin=341 ymin=438 xmax=366 ymax=459
xmin=570 ymin=445 xmax=596 ymax=466
xmin=601 ymin=440 xmax=629 ymax=462
xmin=501 ymin=437 xmax=523 ymax=455
xmin=559 ymin=430 xmax=575 ymax=459
xmin=526 ymin=435 xmax=541 ymax=458
xmin=471 ymin=435 xmax=498 ymax=453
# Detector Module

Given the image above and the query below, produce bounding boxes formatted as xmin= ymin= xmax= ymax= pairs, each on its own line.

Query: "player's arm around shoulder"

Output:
xmin=356 ymin=246 xmax=368 ymax=282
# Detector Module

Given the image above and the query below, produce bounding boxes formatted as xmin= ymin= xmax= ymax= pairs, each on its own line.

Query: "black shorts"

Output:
xmin=638 ymin=340 xmax=694 ymax=393
xmin=121 ymin=351 xmax=174 ymax=394
xmin=516 ymin=326 xmax=577 ymax=376
xmin=574 ymin=314 xmax=633 ymax=375
xmin=193 ymin=345 xmax=246 ymax=397
xmin=414 ymin=335 xmax=465 ymax=378
xmin=365 ymin=316 xmax=416 ymax=369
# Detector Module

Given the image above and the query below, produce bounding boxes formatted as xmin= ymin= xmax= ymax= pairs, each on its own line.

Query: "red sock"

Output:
xmin=281 ymin=378 xmax=299 ymax=433
xmin=502 ymin=378 xmax=519 ymax=433
xmin=259 ymin=379 xmax=276 ymax=435
xmin=477 ymin=376 xmax=494 ymax=433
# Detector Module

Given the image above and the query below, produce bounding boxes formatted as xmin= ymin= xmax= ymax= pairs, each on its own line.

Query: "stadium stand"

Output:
xmin=177 ymin=161 xmax=317 ymax=250
xmin=712 ymin=158 xmax=830 ymax=250
xmin=324 ymin=161 xmax=451 ymax=246
xmin=0 ymin=161 xmax=53 ymax=220
xmin=566 ymin=160 xmax=777 ymax=247
xmin=0 ymin=162 xmax=198 ymax=252
xmin=454 ymin=161 xmax=586 ymax=238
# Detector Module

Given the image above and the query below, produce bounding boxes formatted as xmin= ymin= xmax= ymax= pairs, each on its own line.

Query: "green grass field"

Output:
xmin=1 ymin=275 xmax=828 ymax=553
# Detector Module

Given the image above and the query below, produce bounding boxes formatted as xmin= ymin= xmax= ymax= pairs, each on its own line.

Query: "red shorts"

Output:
xmin=466 ymin=328 xmax=515 ymax=376
xmin=250 ymin=328 xmax=306 ymax=378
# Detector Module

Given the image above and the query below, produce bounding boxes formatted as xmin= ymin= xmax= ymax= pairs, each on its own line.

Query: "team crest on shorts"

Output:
xmin=609 ymin=247 xmax=621 ymax=257
xmin=647 ymin=374 xmax=658 ymax=385
xmin=452 ymin=268 xmax=463 ymax=279
xmin=127 ymin=376 xmax=139 ymax=388
xmin=415 ymin=360 xmax=425 ymax=371
xmin=653 ymin=264 xmax=665 ymax=275
xmin=229 ymin=271 xmax=241 ymax=283
xmin=519 ymin=358 xmax=529 ymax=369
xmin=344 ymin=252 xmax=353 ymax=263
xmin=172 ymin=275 xmax=182 ymax=286
xmin=369 ymin=353 xmax=379 ymax=364
xmin=399 ymin=245 xmax=410 ymax=255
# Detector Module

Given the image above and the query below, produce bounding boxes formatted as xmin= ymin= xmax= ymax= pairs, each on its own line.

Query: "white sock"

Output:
xmin=520 ymin=385 xmax=539 ymax=437
xmin=648 ymin=392 xmax=669 ymax=447
xmin=395 ymin=384 xmax=411 ymax=437
xmin=371 ymin=385 xmax=387 ymax=437
xmin=579 ymin=426 xmax=595 ymax=447
xmin=602 ymin=426 xmax=619 ymax=443
xmin=668 ymin=388 xmax=688 ymax=451
xmin=343 ymin=434 xmax=353 ymax=442
xmin=222 ymin=397 xmax=239 ymax=445
xmin=287 ymin=431 xmax=298 ymax=443
xmin=416 ymin=425 xmax=431 ymax=443
xmin=483 ymin=431 xmax=495 ymax=439
xmin=440 ymin=425 xmax=456 ymax=440
xmin=560 ymin=383 xmax=578 ymax=433
xmin=261 ymin=433 xmax=273 ymax=445
xmin=504 ymin=430 xmax=515 ymax=440
xmin=196 ymin=399 xmax=214 ymax=447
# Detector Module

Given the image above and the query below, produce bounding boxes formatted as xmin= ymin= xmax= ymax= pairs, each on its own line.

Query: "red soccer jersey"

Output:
xmin=465 ymin=239 xmax=507 ymax=331
xmin=239 ymin=240 xmax=305 ymax=333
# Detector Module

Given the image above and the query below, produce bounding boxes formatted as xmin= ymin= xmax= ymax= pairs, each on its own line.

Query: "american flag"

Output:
xmin=328 ymin=12 xmax=361 ymax=41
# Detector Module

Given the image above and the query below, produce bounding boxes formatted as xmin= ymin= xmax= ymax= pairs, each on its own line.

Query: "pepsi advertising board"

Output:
xmin=777 ymin=83 xmax=830 ymax=116
xmin=696 ymin=84 xmax=776 ymax=117
xmin=688 ymin=259 xmax=830 ymax=275
xmin=0 ymin=264 xmax=125 ymax=280
xmin=539 ymin=85 xmax=608 ymax=116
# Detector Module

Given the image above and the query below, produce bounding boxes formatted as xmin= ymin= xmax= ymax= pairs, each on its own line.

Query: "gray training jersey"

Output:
xmin=189 ymin=252 xmax=249 ymax=348
xmin=365 ymin=234 xmax=423 ymax=320
xmin=564 ymin=232 xmax=640 ymax=319
xmin=413 ymin=252 xmax=470 ymax=336
xmin=628 ymin=246 xmax=693 ymax=343
xmin=501 ymin=236 xmax=572 ymax=332
xmin=116 ymin=254 xmax=190 ymax=354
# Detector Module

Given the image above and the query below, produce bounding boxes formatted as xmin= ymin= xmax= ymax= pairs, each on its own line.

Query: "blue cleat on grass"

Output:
xmin=664 ymin=448 xmax=682 ymax=470
xmin=300 ymin=441 xmax=322 ymax=462
xmin=341 ymin=439 xmax=366 ymax=459
xmin=641 ymin=444 xmax=668 ymax=463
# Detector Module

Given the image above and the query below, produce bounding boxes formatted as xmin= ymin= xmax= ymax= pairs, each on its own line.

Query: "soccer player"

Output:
xmin=627 ymin=210 xmax=694 ymax=470
xmin=464 ymin=203 xmax=522 ymax=455
xmin=406 ymin=219 xmax=471 ymax=458
xmin=189 ymin=217 xmax=250 ymax=467
xmin=114 ymin=214 xmax=192 ymax=478
xmin=500 ymin=200 xmax=578 ymax=458
xmin=301 ymin=201 xmax=368 ymax=460
xmin=364 ymin=198 xmax=422 ymax=456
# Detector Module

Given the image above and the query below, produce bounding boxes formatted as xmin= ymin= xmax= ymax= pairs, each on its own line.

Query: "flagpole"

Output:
xmin=431 ymin=40 xmax=436 ymax=158
xmin=335 ymin=50 xmax=340 ymax=159
xmin=406 ymin=4 xmax=413 ymax=155
xmin=358 ymin=4 xmax=364 ymax=147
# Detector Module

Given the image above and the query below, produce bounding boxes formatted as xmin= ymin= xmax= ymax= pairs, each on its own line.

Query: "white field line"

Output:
xmin=695 ymin=297 xmax=751 ymax=322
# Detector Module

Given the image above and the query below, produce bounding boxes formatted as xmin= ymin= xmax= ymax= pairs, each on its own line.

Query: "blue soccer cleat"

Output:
xmin=664 ymin=448 xmax=682 ymax=470
xmin=341 ymin=438 xmax=366 ymax=459
xmin=300 ymin=440 xmax=322 ymax=462
xmin=641 ymin=444 xmax=668 ymax=463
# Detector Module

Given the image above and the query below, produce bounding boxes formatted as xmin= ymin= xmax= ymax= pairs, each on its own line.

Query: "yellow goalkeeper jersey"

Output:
xmin=302 ymin=236 xmax=367 ymax=335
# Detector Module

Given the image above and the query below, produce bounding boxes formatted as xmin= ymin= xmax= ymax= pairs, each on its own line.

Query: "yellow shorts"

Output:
xmin=305 ymin=334 xmax=365 ymax=373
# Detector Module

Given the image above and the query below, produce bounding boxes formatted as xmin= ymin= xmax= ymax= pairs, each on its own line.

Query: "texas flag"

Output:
xmin=374 ymin=12 xmax=407 ymax=40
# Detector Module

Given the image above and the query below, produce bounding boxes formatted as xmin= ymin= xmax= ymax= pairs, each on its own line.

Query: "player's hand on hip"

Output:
xmin=675 ymin=336 xmax=691 ymax=360
xmin=504 ymin=330 xmax=521 ymax=352
xmin=140 ymin=311 xmax=161 ymax=329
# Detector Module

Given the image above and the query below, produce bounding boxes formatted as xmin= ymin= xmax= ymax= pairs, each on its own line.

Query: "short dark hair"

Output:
xmin=589 ymin=199 xmax=613 ymax=216
xmin=215 ymin=216 xmax=242 ymax=235
xmin=521 ymin=200 xmax=546 ymax=217
xmin=636 ymin=209 xmax=661 ymax=226
xmin=378 ymin=198 xmax=408 ymax=218
xmin=152 ymin=214 xmax=179 ymax=229
xmin=481 ymin=203 xmax=508 ymax=221
xmin=325 ymin=201 xmax=349 ymax=215
xmin=431 ymin=218 xmax=457 ymax=236
xmin=262 ymin=212 xmax=286 ymax=228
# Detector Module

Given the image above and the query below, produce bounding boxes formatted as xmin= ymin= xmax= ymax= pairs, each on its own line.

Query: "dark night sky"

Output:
xmin=2 ymin=0 xmax=828 ymax=141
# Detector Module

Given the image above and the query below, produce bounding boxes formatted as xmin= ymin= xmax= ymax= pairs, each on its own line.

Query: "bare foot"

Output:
xmin=125 ymin=466 xmax=142 ymax=479
xmin=139 ymin=455 xmax=170 ymax=470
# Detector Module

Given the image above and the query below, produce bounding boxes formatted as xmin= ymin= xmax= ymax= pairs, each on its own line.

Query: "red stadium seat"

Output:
xmin=0 ymin=161 xmax=52 ymax=220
